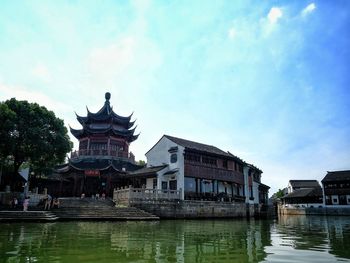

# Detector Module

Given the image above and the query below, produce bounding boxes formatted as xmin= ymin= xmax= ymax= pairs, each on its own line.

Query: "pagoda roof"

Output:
xmin=70 ymin=125 xmax=139 ymax=142
xmin=71 ymin=92 xmax=139 ymax=142
xmin=56 ymin=158 xmax=143 ymax=173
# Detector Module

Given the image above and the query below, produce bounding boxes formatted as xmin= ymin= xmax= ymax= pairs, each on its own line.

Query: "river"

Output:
xmin=1 ymin=216 xmax=350 ymax=262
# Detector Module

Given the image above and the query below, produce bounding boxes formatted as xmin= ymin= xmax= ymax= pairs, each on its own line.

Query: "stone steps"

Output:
xmin=0 ymin=211 xmax=58 ymax=222
xmin=0 ymin=198 xmax=159 ymax=221
xmin=52 ymin=207 xmax=159 ymax=220
xmin=52 ymin=198 xmax=159 ymax=220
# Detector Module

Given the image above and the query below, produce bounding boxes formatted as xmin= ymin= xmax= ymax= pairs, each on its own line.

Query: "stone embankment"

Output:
xmin=130 ymin=200 xmax=272 ymax=219
xmin=278 ymin=205 xmax=350 ymax=216
xmin=55 ymin=198 xmax=159 ymax=220
xmin=0 ymin=198 xmax=159 ymax=221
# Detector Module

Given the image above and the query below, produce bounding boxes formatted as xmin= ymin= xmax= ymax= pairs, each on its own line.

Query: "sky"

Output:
xmin=0 ymin=0 xmax=349 ymax=195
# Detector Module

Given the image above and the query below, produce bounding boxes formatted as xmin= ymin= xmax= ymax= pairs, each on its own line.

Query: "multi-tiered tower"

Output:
xmin=70 ymin=92 xmax=138 ymax=160
xmin=55 ymin=93 xmax=142 ymax=197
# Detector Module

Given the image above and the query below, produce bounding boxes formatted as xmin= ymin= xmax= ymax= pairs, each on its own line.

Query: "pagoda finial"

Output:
xmin=105 ymin=92 xmax=111 ymax=101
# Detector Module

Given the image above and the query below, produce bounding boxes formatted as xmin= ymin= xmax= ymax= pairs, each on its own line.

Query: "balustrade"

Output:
xmin=70 ymin=148 xmax=128 ymax=158
xmin=113 ymin=187 xmax=182 ymax=205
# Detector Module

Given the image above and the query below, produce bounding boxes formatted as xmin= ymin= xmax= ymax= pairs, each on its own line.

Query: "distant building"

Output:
xmin=322 ymin=170 xmax=350 ymax=206
xmin=287 ymin=180 xmax=321 ymax=194
xmin=133 ymin=135 xmax=269 ymax=203
xmin=282 ymin=180 xmax=323 ymax=207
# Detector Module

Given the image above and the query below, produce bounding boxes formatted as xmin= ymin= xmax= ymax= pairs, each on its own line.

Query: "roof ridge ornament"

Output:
xmin=105 ymin=92 xmax=111 ymax=114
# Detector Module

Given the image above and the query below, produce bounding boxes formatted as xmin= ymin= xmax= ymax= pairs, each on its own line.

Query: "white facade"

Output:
xmin=145 ymin=136 xmax=185 ymax=199
xmin=243 ymin=166 xmax=261 ymax=205
xmin=145 ymin=135 xmax=268 ymax=204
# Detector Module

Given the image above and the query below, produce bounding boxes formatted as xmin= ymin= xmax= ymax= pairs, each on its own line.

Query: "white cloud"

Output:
xmin=267 ymin=7 xmax=283 ymax=24
xmin=228 ymin=27 xmax=237 ymax=39
xmin=301 ymin=3 xmax=316 ymax=16
xmin=32 ymin=63 xmax=51 ymax=82
xmin=85 ymin=35 xmax=162 ymax=100
xmin=0 ymin=82 xmax=73 ymax=116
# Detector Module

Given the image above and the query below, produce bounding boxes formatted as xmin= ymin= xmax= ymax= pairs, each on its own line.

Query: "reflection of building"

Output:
xmin=49 ymin=93 xmax=142 ymax=197
xmin=322 ymin=170 xmax=350 ymax=206
xmin=133 ymin=135 xmax=269 ymax=203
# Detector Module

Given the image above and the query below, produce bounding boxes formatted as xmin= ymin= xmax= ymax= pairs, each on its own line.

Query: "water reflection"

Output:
xmin=0 ymin=217 xmax=350 ymax=262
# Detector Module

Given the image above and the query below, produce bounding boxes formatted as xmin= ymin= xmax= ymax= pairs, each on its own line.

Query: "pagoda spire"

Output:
xmin=105 ymin=92 xmax=111 ymax=114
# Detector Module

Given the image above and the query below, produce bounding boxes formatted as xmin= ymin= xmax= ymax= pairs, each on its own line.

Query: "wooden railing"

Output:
xmin=70 ymin=149 xmax=128 ymax=158
xmin=113 ymin=187 xmax=182 ymax=205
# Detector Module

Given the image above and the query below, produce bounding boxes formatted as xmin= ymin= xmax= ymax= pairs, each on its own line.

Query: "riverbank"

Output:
xmin=278 ymin=205 xmax=350 ymax=216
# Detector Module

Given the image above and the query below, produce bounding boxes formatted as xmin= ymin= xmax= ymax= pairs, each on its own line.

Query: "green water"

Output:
xmin=1 ymin=216 xmax=350 ymax=263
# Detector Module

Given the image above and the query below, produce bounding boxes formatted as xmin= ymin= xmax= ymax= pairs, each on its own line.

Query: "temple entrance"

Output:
xmin=83 ymin=176 xmax=106 ymax=197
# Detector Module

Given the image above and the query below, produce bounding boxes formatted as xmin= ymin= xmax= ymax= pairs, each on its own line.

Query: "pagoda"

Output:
xmin=53 ymin=92 xmax=142 ymax=197
xmin=70 ymin=92 xmax=138 ymax=160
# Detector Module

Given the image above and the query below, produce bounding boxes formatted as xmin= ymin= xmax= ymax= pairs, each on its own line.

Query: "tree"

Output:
xmin=136 ymin=160 xmax=146 ymax=166
xmin=0 ymin=98 xmax=73 ymax=175
xmin=275 ymin=189 xmax=285 ymax=199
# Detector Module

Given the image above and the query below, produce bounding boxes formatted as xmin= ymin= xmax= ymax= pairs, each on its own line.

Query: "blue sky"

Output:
xmin=0 ymin=0 xmax=349 ymax=194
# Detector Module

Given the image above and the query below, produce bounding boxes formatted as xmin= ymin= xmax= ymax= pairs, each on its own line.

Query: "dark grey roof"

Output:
xmin=163 ymin=169 xmax=179 ymax=175
xmin=258 ymin=183 xmax=270 ymax=190
xmin=322 ymin=170 xmax=350 ymax=182
xmin=57 ymin=158 xmax=142 ymax=173
xmin=128 ymin=165 xmax=167 ymax=175
xmin=164 ymin=135 xmax=234 ymax=158
xmin=289 ymin=180 xmax=320 ymax=189
xmin=71 ymin=92 xmax=138 ymax=142
xmin=282 ymin=187 xmax=322 ymax=199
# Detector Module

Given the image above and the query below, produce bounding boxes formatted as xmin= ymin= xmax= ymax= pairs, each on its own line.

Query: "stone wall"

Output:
xmin=129 ymin=200 xmax=270 ymax=219
xmin=278 ymin=205 xmax=350 ymax=216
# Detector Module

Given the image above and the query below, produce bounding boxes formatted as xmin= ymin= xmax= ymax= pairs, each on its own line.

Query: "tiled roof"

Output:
xmin=128 ymin=165 xmax=167 ymax=176
xmin=164 ymin=135 xmax=234 ymax=158
xmin=289 ymin=180 xmax=320 ymax=188
xmin=57 ymin=158 xmax=142 ymax=173
xmin=71 ymin=92 xmax=138 ymax=142
xmin=282 ymin=187 xmax=322 ymax=199
xmin=322 ymin=170 xmax=350 ymax=182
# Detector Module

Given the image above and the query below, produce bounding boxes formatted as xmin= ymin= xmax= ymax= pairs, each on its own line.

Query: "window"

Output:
xmin=185 ymin=153 xmax=201 ymax=162
xmin=202 ymin=156 xmax=217 ymax=166
xmin=185 ymin=177 xmax=196 ymax=192
xmin=223 ymin=160 xmax=228 ymax=169
xmin=202 ymin=180 xmax=213 ymax=193
xmin=79 ymin=140 xmax=88 ymax=150
xmin=153 ymin=178 xmax=157 ymax=189
xmin=170 ymin=153 xmax=177 ymax=163
xmin=90 ymin=143 xmax=107 ymax=150
xmin=162 ymin=181 xmax=168 ymax=190
xmin=169 ymin=180 xmax=177 ymax=190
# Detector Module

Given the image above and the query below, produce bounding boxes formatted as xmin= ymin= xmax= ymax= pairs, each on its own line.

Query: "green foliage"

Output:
xmin=0 ymin=98 xmax=73 ymax=173
xmin=275 ymin=189 xmax=285 ymax=198
xmin=136 ymin=160 xmax=146 ymax=166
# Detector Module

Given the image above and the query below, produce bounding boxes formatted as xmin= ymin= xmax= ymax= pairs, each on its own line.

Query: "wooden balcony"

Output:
xmin=184 ymin=163 xmax=244 ymax=184
xmin=70 ymin=149 xmax=128 ymax=159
